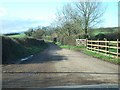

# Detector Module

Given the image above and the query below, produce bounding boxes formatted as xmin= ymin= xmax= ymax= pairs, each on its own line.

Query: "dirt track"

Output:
xmin=2 ymin=42 xmax=118 ymax=88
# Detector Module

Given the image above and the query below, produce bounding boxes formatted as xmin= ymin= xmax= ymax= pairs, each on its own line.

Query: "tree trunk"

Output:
xmin=118 ymin=39 xmax=120 ymax=57
xmin=85 ymin=28 xmax=88 ymax=38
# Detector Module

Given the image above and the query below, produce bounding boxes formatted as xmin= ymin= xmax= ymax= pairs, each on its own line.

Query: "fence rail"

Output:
xmin=86 ymin=39 xmax=120 ymax=58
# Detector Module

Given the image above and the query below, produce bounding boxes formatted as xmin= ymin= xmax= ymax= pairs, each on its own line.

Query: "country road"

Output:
xmin=2 ymin=42 xmax=119 ymax=88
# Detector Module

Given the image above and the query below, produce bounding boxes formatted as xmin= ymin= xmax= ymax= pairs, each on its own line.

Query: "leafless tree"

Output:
xmin=74 ymin=1 xmax=105 ymax=38
xmin=54 ymin=3 xmax=83 ymax=37
xmin=53 ymin=1 xmax=105 ymax=39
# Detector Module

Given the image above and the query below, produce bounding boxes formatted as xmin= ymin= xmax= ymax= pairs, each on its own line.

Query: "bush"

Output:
xmin=89 ymin=31 xmax=120 ymax=40
xmin=32 ymin=30 xmax=45 ymax=39
xmin=105 ymin=32 xmax=120 ymax=40
xmin=58 ymin=36 xmax=76 ymax=46
xmin=95 ymin=33 xmax=106 ymax=40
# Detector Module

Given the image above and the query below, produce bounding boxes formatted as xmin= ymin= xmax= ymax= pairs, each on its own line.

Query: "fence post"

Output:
xmin=98 ymin=39 xmax=100 ymax=52
xmin=104 ymin=38 xmax=108 ymax=54
xmin=108 ymin=40 xmax=110 ymax=57
xmin=117 ymin=39 xmax=120 ymax=58
xmin=91 ymin=39 xmax=92 ymax=51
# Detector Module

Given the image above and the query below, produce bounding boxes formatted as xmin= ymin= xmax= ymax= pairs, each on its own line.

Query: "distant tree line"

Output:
xmin=3 ymin=33 xmax=20 ymax=36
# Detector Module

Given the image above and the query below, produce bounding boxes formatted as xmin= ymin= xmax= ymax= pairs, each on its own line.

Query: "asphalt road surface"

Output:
xmin=2 ymin=42 xmax=119 ymax=88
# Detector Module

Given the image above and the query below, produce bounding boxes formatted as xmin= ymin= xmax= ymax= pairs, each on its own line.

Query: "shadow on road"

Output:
xmin=2 ymin=43 xmax=118 ymax=88
xmin=3 ymin=42 xmax=68 ymax=65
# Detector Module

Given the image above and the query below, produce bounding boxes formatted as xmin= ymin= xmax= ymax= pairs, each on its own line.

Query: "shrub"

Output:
xmin=95 ymin=33 xmax=106 ymax=40
xmin=32 ymin=30 xmax=45 ymax=39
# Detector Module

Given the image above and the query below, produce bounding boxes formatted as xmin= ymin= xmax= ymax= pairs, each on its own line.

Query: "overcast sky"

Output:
xmin=0 ymin=0 xmax=119 ymax=34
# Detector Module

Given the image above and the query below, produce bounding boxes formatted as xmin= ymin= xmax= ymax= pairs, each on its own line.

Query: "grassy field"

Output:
xmin=89 ymin=27 xmax=118 ymax=36
xmin=8 ymin=33 xmax=27 ymax=38
xmin=56 ymin=42 xmax=120 ymax=64
xmin=60 ymin=45 xmax=85 ymax=51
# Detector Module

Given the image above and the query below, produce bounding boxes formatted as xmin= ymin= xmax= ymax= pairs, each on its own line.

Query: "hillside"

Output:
xmin=88 ymin=27 xmax=119 ymax=40
xmin=89 ymin=27 xmax=118 ymax=36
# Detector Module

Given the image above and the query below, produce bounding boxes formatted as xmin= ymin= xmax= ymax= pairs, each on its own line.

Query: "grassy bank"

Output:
xmin=2 ymin=35 xmax=47 ymax=64
xmin=56 ymin=42 xmax=120 ymax=64
xmin=83 ymin=50 xmax=119 ymax=64
xmin=8 ymin=33 xmax=26 ymax=38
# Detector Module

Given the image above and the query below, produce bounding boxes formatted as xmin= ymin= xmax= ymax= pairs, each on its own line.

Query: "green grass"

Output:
xmin=83 ymin=50 xmax=120 ymax=64
xmin=89 ymin=27 xmax=118 ymax=36
xmin=56 ymin=42 xmax=85 ymax=51
xmin=26 ymin=44 xmax=48 ymax=55
xmin=91 ymin=31 xmax=107 ymax=36
xmin=44 ymin=40 xmax=53 ymax=42
xmin=109 ymin=48 xmax=117 ymax=53
xmin=91 ymin=31 xmax=113 ymax=36
xmin=16 ymin=41 xmax=48 ymax=61
xmin=8 ymin=34 xmax=27 ymax=38
xmin=56 ymin=42 xmax=120 ymax=64
xmin=60 ymin=45 xmax=85 ymax=51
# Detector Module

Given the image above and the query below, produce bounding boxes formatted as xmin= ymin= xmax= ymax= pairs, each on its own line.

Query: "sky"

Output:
xmin=0 ymin=0 xmax=119 ymax=34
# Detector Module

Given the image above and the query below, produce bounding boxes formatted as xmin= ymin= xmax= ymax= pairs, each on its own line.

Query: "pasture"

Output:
xmin=89 ymin=27 xmax=118 ymax=36
xmin=7 ymin=33 xmax=26 ymax=38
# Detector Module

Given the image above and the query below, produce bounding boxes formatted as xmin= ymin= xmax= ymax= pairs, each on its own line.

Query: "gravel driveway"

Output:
xmin=2 ymin=42 xmax=119 ymax=88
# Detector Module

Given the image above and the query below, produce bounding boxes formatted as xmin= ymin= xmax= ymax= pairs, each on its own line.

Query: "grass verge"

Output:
xmin=56 ymin=42 xmax=120 ymax=64
xmin=25 ymin=44 xmax=48 ymax=55
xmin=83 ymin=49 xmax=120 ymax=64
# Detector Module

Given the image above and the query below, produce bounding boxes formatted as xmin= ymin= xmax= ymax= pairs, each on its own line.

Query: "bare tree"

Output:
xmin=52 ymin=1 xmax=105 ymax=40
xmin=74 ymin=1 xmax=105 ymax=38
xmin=54 ymin=3 xmax=83 ymax=37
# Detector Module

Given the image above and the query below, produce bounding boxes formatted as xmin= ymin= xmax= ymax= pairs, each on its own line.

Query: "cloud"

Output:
xmin=0 ymin=8 xmax=7 ymax=17
xmin=0 ymin=18 xmax=50 ymax=34
xmin=0 ymin=0 xmax=72 ymax=3
xmin=30 ymin=14 xmax=56 ymax=22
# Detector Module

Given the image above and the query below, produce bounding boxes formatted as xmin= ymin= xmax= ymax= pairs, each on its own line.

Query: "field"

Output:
xmin=7 ymin=33 xmax=27 ymax=38
xmin=89 ymin=27 xmax=118 ymax=36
